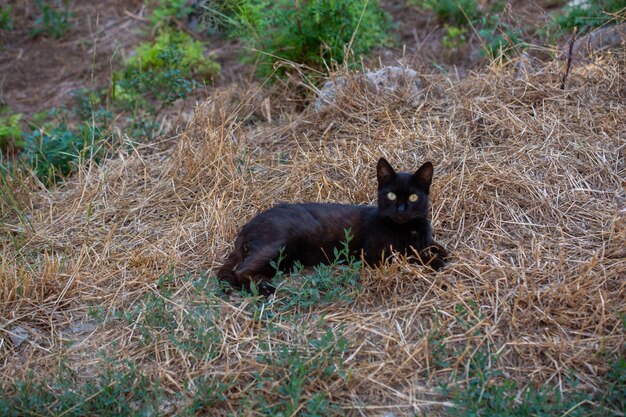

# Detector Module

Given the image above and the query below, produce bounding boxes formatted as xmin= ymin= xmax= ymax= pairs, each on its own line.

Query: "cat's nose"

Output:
xmin=397 ymin=204 xmax=406 ymax=212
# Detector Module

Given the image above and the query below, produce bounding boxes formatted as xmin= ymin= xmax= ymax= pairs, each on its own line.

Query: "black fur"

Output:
xmin=218 ymin=158 xmax=448 ymax=294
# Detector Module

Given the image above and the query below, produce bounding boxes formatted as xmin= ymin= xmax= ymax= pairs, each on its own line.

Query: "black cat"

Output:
xmin=218 ymin=158 xmax=448 ymax=294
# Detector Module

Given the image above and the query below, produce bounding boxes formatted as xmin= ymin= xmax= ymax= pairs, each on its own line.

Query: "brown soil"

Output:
xmin=0 ymin=0 xmax=146 ymax=115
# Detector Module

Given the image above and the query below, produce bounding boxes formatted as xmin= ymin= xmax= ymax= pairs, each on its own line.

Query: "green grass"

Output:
xmin=243 ymin=326 xmax=350 ymax=416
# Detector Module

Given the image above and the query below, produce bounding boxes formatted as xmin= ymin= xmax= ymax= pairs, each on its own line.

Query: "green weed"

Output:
xmin=121 ymin=273 xmax=223 ymax=362
xmin=21 ymin=106 xmax=111 ymax=185
xmin=410 ymin=0 xmax=480 ymax=26
xmin=125 ymin=30 xmax=220 ymax=81
xmin=477 ymin=15 xmax=523 ymax=60
xmin=193 ymin=0 xmax=249 ymax=34
xmin=0 ymin=359 xmax=163 ymax=417
xmin=30 ymin=0 xmax=73 ymax=39
xmin=443 ymin=24 xmax=467 ymax=49
xmin=273 ymin=230 xmax=363 ymax=312
xmin=425 ymin=303 xmax=626 ymax=416
xmin=0 ymin=5 xmax=13 ymax=30
xmin=146 ymin=0 xmax=194 ymax=30
xmin=241 ymin=323 xmax=350 ymax=416
xmin=556 ymin=0 xmax=625 ymax=34
xmin=114 ymin=31 xmax=219 ymax=138
xmin=230 ymin=0 xmax=391 ymax=78
xmin=0 ymin=109 xmax=24 ymax=154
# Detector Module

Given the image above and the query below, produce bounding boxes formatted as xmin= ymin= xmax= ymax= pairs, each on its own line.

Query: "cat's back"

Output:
xmin=241 ymin=202 xmax=373 ymax=237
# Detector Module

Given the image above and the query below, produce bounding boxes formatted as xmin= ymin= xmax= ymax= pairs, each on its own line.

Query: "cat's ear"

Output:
xmin=414 ymin=161 xmax=433 ymax=191
xmin=377 ymin=158 xmax=396 ymax=184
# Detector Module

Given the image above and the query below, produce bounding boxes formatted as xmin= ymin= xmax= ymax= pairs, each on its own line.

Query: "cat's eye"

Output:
xmin=409 ymin=194 xmax=419 ymax=202
xmin=387 ymin=192 xmax=397 ymax=201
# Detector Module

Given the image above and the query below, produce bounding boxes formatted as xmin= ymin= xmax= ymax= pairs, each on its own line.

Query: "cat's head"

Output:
xmin=376 ymin=158 xmax=433 ymax=223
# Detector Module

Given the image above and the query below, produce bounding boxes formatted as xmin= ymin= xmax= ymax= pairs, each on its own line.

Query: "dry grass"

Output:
xmin=0 ymin=51 xmax=624 ymax=415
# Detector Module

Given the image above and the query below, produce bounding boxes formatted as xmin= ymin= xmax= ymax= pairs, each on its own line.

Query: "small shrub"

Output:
xmin=443 ymin=24 xmax=468 ymax=49
xmin=21 ymin=108 xmax=111 ymax=185
xmin=0 ymin=5 xmax=13 ymax=30
xmin=231 ymin=0 xmax=391 ymax=78
xmin=30 ymin=0 xmax=73 ymax=39
xmin=0 ymin=109 xmax=24 ymax=154
xmin=477 ymin=15 xmax=523 ymax=59
xmin=126 ymin=30 xmax=219 ymax=81
xmin=146 ymin=0 xmax=193 ymax=30
xmin=114 ymin=31 xmax=219 ymax=138
xmin=556 ymin=0 xmax=625 ymax=34
xmin=410 ymin=0 xmax=480 ymax=26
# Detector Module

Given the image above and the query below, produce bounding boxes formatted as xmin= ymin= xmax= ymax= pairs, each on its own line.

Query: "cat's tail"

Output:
xmin=217 ymin=252 xmax=240 ymax=288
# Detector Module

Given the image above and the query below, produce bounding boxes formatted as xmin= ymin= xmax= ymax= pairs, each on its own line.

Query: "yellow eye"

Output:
xmin=387 ymin=192 xmax=397 ymax=201
xmin=409 ymin=194 xmax=419 ymax=202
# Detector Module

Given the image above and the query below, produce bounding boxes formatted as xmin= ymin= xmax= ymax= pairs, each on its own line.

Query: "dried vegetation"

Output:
xmin=1 ymin=50 xmax=624 ymax=415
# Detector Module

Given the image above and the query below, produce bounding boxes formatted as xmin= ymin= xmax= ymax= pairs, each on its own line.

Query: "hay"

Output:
xmin=1 ymin=52 xmax=624 ymax=415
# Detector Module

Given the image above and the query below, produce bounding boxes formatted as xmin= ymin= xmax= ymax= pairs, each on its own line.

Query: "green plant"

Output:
xmin=0 ymin=5 xmax=13 ymax=30
xmin=21 ymin=107 xmax=111 ymax=185
xmin=231 ymin=0 xmax=391 ymax=78
xmin=556 ymin=0 xmax=625 ymax=34
xmin=423 ymin=303 xmax=626 ymax=417
xmin=146 ymin=0 xmax=194 ymax=30
xmin=443 ymin=24 xmax=467 ymax=49
xmin=0 ymin=109 xmax=24 ymax=153
xmin=126 ymin=30 xmax=220 ymax=80
xmin=410 ymin=0 xmax=480 ymax=26
xmin=272 ymin=229 xmax=363 ymax=312
xmin=30 ymin=0 xmax=73 ymax=39
xmin=121 ymin=273 xmax=224 ymax=362
xmin=0 ymin=360 xmax=163 ymax=416
xmin=477 ymin=15 xmax=523 ymax=60
xmin=114 ymin=31 xmax=219 ymax=138
xmin=194 ymin=0 xmax=249 ymax=34
xmin=241 ymin=324 xmax=350 ymax=416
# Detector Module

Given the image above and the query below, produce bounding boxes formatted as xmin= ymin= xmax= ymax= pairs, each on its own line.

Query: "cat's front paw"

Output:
xmin=419 ymin=242 xmax=449 ymax=271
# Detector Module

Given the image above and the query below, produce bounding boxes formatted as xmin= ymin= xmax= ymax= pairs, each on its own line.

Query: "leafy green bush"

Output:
xmin=556 ymin=0 xmax=625 ymax=34
xmin=409 ymin=0 xmax=480 ymax=26
xmin=0 ymin=110 xmax=24 ymax=154
xmin=114 ymin=31 xmax=219 ymax=122
xmin=231 ymin=0 xmax=391 ymax=78
xmin=30 ymin=0 xmax=73 ymax=39
xmin=126 ymin=31 xmax=219 ymax=80
xmin=21 ymin=107 xmax=111 ymax=185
